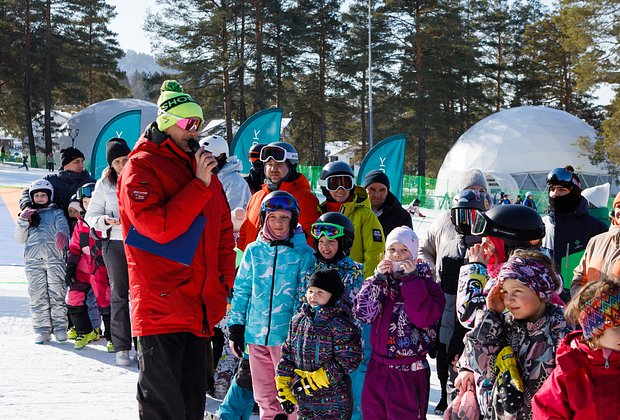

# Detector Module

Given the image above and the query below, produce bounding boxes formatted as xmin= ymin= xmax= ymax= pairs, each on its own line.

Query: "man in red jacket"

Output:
xmin=118 ymin=80 xmax=236 ymax=420
xmin=236 ymin=141 xmax=319 ymax=250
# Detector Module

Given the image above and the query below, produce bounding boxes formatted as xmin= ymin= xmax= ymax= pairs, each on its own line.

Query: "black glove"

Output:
xmin=228 ymin=324 xmax=245 ymax=358
xmin=65 ymin=262 xmax=77 ymax=287
xmin=236 ymin=357 xmax=253 ymax=390
xmin=29 ymin=212 xmax=41 ymax=228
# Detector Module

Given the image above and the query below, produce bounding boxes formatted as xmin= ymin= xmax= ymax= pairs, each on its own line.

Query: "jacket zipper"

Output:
xmin=314 ymin=308 xmax=320 ymax=366
xmin=265 ymin=245 xmax=278 ymax=345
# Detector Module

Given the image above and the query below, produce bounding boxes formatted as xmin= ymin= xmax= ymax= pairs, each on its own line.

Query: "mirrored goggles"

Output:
xmin=159 ymin=109 xmax=203 ymax=131
xmin=310 ymin=222 xmax=345 ymax=240
xmin=546 ymin=167 xmax=576 ymax=187
xmin=76 ymin=184 xmax=95 ymax=199
xmin=318 ymin=174 xmax=355 ymax=192
xmin=261 ymin=195 xmax=299 ymax=213
xmin=451 ymin=208 xmax=477 ymax=228
xmin=259 ymin=145 xmax=298 ymax=163
xmin=176 ymin=117 xmax=202 ymax=131
xmin=470 ymin=209 xmax=490 ymax=236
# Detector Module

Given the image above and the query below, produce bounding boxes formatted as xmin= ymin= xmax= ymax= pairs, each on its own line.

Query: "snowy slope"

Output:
xmin=0 ymin=163 xmax=443 ymax=419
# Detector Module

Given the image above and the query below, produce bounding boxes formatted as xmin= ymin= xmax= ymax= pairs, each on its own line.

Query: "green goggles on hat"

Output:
xmin=310 ymin=222 xmax=345 ymax=240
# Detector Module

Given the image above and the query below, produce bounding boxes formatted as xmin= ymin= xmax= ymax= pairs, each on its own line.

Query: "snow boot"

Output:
xmin=115 ymin=350 xmax=131 ymax=367
xmin=54 ymin=329 xmax=68 ymax=343
xmin=74 ymin=330 xmax=98 ymax=350
xmin=67 ymin=327 xmax=77 ymax=340
xmin=34 ymin=332 xmax=51 ymax=344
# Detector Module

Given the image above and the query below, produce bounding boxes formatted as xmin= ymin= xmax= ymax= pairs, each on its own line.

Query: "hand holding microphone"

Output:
xmin=188 ymin=138 xmax=219 ymax=187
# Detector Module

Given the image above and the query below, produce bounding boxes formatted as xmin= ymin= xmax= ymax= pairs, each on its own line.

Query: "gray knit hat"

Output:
xmin=459 ymin=168 xmax=488 ymax=192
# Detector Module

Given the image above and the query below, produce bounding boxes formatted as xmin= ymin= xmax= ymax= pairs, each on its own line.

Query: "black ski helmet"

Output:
xmin=259 ymin=191 xmax=300 ymax=238
xmin=312 ymin=212 xmax=355 ymax=260
xmin=248 ymin=143 xmax=267 ymax=169
xmin=471 ymin=204 xmax=545 ymax=242
xmin=318 ymin=161 xmax=355 ymax=198
xmin=451 ymin=189 xmax=491 ymax=235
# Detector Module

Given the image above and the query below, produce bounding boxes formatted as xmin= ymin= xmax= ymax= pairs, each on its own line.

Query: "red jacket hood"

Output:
xmin=557 ymin=330 xmax=620 ymax=368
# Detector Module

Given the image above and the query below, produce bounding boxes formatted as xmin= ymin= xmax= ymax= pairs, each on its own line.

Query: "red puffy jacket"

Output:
xmin=236 ymin=174 xmax=319 ymax=251
xmin=118 ymin=130 xmax=236 ymax=338
xmin=532 ymin=330 xmax=620 ymax=419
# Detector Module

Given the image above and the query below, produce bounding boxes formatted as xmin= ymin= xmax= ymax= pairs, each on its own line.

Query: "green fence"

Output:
xmin=297 ymin=165 xmax=444 ymax=208
xmin=297 ymin=166 xmax=614 ymax=222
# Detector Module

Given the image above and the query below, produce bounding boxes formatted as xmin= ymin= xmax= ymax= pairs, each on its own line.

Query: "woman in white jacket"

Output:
xmin=85 ymin=138 xmax=133 ymax=366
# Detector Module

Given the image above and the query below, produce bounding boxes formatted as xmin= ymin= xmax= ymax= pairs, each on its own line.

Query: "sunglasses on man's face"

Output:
xmin=176 ymin=117 xmax=202 ymax=132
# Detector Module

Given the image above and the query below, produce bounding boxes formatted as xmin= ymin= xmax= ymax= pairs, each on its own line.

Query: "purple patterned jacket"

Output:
xmin=353 ymin=261 xmax=445 ymax=366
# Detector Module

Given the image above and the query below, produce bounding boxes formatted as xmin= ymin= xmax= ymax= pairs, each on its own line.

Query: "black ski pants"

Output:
xmin=137 ymin=332 xmax=208 ymax=420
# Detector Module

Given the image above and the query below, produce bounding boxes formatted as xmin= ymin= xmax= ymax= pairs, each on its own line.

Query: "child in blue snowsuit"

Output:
xmin=227 ymin=191 xmax=315 ymax=419
xmin=14 ymin=179 xmax=69 ymax=344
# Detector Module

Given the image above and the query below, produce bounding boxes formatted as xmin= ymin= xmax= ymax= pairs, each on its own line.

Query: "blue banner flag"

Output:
xmin=90 ymin=110 xmax=142 ymax=178
xmin=230 ymin=108 xmax=283 ymax=174
xmin=356 ymin=134 xmax=406 ymax=201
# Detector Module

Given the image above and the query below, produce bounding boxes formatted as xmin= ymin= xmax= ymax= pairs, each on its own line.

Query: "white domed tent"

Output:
xmin=58 ymin=98 xmax=157 ymax=178
xmin=435 ymin=106 xmax=611 ymax=199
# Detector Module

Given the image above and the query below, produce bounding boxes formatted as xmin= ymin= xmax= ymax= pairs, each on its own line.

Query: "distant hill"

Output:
xmin=118 ymin=50 xmax=169 ymax=75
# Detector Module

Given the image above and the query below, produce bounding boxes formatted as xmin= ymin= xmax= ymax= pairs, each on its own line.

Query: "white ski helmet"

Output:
xmin=29 ymin=179 xmax=54 ymax=202
xmin=199 ymin=134 xmax=229 ymax=158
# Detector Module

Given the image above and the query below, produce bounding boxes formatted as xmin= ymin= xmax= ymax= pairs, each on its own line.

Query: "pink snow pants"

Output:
xmin=248 ymin=344 xmax=297 ymax=420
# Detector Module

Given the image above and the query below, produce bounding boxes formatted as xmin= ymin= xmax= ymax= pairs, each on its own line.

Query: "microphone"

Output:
xmin=188 ymin=138 xmax=219 ymax=174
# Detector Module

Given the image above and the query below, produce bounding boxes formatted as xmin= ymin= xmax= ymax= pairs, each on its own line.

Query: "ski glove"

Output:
xmin=29 ymin=212 xmax=41 ymax=228
xmin=293 ymin=367 xmax=330 ymax=395
xmin=228 ymin=324 xmax=245 ymax=358
xmin=275 ymin=375 xmax=297 ymax=414
xmin=494 ymin=346 xmax=524 ymax=415
xmin=20 ymin=208 xmax=36 ymax=221
xmin=65 ymin=262 xmax=77 ymax=287
xmin=55 ymin=232 xmax=68 ymax=250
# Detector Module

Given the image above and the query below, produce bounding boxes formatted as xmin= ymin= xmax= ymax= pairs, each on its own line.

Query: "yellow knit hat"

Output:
xmin=156 ymin=80 xmax=203 ymax=131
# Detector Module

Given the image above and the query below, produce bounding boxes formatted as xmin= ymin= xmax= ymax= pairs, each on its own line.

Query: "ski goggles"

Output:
xmin=310 ymin=222 xmax=345 ymax=240
xmin=450 ymin=208 xmax=478 ymax=228
xmin=261 ymin=194 xmax=299 ymax=213
xmin=176 ymin=117 xmax=202 ymax=131
xmin=160 ymin=110 xmax=203 ymax=131
xmin=76 ymin=184 xmax=95 ymax=199
xmin=318 ymin=174 xmax=355 ymax=192
xmin=546 ymin=167 xmax=578 ymax=188
xmin=259 ymin=145 xmax=298 ymax=163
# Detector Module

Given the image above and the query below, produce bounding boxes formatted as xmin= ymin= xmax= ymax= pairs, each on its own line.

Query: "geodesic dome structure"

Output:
xmin=58 ymin=98 xmax=157 ymax=178
xmin=435 ymin=106 xmax=612 ymax=199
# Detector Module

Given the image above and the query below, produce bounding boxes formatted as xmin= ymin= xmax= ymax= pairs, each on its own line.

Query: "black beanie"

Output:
xmin=363 ymin=169 xmax=390 ymax=189
xmin=60 ymin=147 xmax=85 ymax=169
xmin=308 ymin=269 xmax=344 ymax=306
xmin=106 ymin=138 xmax=131 ymax=165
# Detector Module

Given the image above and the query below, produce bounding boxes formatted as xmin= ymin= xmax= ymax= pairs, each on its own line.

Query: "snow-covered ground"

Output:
xmin=0 ymin=163 xmax=443 ymax=419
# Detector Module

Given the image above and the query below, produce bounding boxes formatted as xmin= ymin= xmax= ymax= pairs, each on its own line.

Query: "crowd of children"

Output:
xmin=15 ymin=156 xmax=620 ymax=419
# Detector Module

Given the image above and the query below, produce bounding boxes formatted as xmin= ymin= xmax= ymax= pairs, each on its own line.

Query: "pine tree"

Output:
xmin=59 ymin=0 xmax=127 ymax=106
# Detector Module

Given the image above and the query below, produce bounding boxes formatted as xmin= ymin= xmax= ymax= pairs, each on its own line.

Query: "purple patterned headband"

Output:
xmin=579 ymin=286 xmax=620 ymax=340
xmin=497 ymin=256 xmax=558 ymax=302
